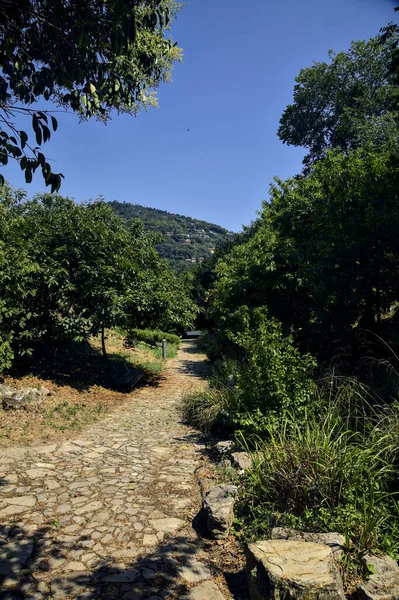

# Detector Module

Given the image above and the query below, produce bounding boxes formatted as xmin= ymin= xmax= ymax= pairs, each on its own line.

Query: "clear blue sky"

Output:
xmin=3 ymin=0 xmax=397 ymax=231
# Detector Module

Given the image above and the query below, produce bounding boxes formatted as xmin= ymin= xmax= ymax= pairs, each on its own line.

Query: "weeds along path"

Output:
xmin=0 ymin=341 xmax=233 ymax=600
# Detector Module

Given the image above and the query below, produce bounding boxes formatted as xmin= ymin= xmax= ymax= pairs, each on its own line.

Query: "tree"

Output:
xmin=278 ymin=37 xmax=399 ymax=166
xmin=380 ymin=6 xmax=399 ymax=108
xmin=0 ymin=0 xmax=182 ymax=190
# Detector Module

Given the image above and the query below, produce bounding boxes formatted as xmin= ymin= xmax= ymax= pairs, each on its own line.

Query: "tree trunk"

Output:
xmin=101 ymin=326 xmax=108 ymax=361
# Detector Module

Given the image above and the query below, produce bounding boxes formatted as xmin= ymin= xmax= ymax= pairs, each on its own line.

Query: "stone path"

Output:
xmin=0 ymin=342 xmax=228 ymax=600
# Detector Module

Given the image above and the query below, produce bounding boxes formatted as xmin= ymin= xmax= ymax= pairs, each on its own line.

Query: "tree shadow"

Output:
xmin=5 ymin=341 xmax=161 ymax=393
xmin=0 ymin=520 xmax=249 ymax=599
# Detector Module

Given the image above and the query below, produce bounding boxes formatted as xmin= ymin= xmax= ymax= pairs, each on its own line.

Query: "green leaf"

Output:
xmin=20 ymin=130 xmax=28 ymax=149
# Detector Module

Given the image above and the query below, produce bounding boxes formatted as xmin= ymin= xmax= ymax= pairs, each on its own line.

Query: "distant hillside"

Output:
xmin=108 ymin=201 xmax=233 ymax=271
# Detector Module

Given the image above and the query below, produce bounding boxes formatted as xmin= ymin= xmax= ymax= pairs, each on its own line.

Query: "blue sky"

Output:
xmin=3 ymin=0 xmax=397 ymax=231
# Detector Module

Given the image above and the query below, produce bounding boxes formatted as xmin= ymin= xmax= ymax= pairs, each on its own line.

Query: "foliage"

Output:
xmin=124 ymin=267 xmax=198 ymax=333
xmin=0 ymin=187 xmax=194 ymax=369
xmin=0 ymin=0 xmax=182 ymax=189
xmin=380 ymin=6 xmax=399 ymax=109
xmin=229 ymin=308 xmax=316 ymax=437
xmin=182 ymin=387 xmax=233 ymax=434
xmin=278 ymin=36 xmax=399 ymax=166
xmin=236 ymin=389 xmax=399 ymax=558
xmin=182 ymin=310 xmax=316 ymax=437
xmin=190 ymin=27 xmax=399 ymax=565
xmin=126 ymin=328 xmax=180 ymax=345
xmin=207 ymin=143 xmax=399 ymax=355
xmin=109 ymin=200 xmax=233 ymax=272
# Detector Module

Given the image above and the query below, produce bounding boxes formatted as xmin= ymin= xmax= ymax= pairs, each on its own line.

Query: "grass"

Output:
xmin=235 ymin=388 xmax=399 ymax=558
xmin=182 ymin=354 xmax=399 ymax=590
xmin=182 ymin=387 xmax=233 ymax=433
xmin=0 ymin=328 xmax=176 ymax=447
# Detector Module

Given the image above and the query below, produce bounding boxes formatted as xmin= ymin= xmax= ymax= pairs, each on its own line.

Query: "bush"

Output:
xmin=126 ymin=328 xmax=180 ymax=346
xmin=182 ymin=387 xmax=234 ymax=433
xmin=237 ymin=382 xmax=399 ymax=559
xmin=183 ymin=309 xmax=316 ymax=438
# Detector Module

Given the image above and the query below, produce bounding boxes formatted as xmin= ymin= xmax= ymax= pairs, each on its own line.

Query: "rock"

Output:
xmin=0 ymin=383 xmax=12 ymax=397
xmin=363 ymin=553 xmax=399 ymax=574
xmin=271 ymin=528 xmax=345 ymax=556
xmin=246 ymin=539 xmax=345 ymax=600
xmin=0 ymin=538 xmax=34 ymax=579
xmin=357 ymin=553 xmax=399 ymax=600
xmin=183 ymin=580 xmax=225 ymax=599
xmin=0 ymin=504 xmax=30 ymax=518
xmin=202 ymin=484 xmax=238 ymax=539
xmin=148 ymin=517 xmax=185 ymax=534
xmin=143 ymin=534 xmax=158 ymax=547
xmin=2 ymin=391 xmax=26 ymax=410
xmin=177 ymin=557 xmax=212 ymax=583
xmin=3 ymin=496 xmax=36 ymax=508
xmin=214 ymin=440 xmax=234 ymax=458
xmin=1 ymin=387 xmax=42 ymax=410
xmin=40 ymin=386 xmax=51 ymax=396
xmin=21 ymin=387 xmax=42 ymax=406
xmin=231 ymin=452 xmax=252 ymax=472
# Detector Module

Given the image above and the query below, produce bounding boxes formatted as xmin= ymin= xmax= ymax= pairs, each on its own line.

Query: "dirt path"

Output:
xmin=0 ymin=342 xmax=239 ymax=600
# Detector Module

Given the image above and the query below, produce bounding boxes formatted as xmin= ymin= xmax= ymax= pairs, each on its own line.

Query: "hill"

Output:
xmin=108 ymin=201 xmax=233 ymax=271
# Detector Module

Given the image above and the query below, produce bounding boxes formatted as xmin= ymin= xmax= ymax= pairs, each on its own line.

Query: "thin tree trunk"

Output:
xmin=101 ymin=325 xmax=108 ymax=361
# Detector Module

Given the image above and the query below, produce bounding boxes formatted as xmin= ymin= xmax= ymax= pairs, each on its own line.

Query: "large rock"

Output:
xmin=271 ymin=528 xmax=345 ymax=557
xmin=0 ymin=383 xmax=12 ymax=396
xmin=1 ymin=386 xmax=42 ymax=410
xmin=214 ymin=440 xmax=234 ymax=458
xmin=2 ymin=390 xmax=26 ymax=410
xmin=202 ymin=484 xmax=237 ymax=539
xmin=231 ymin=451 xmax=252 ymax=472
xmin=246 ymin=539 xmax=345 ymax=600
xmin=357 ymin=553 xmax=399 ymax=600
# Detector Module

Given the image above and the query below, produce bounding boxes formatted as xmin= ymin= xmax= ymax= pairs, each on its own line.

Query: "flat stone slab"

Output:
xmin=25 ymin=468 xmax=53 ymax=478
xmin=0 ymin=504 xmax=29 ymax=518
xmin=3 ymin=495 xmax=36 ymax=507
xmin=246 ymin=539 xmax=345 ymax=600
xmin=178 ymin=557 xmax=212 ymax=583
xmin=184 ymin=580 xmax=226 ymax=599
xmin=149 ymin=517 xmax=185 ymax=534
xmin=271 ymin=528 xmax=345 ymax=555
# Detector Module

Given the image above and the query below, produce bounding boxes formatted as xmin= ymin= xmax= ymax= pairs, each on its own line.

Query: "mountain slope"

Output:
xmin=108 ymin=201 xmax=233 ymax=271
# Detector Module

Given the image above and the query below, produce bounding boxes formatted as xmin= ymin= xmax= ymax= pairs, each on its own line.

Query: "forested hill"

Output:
xmin=109 ymin=201 xmax=233 ymax=271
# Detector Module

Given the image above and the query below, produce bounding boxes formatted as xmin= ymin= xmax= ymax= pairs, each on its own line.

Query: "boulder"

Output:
xmin=246 ymin=539 xmax=345 ymax=600
xmin=357 ymin=553 xmax=399 ymax=600
xmin=1 ymin=386 xmax=42 ymax=410
xmin=0 ymin=383 xmax=13 ymax=396
xmin=214 ymin=440 xmax=234 ymax=458
xmin=22 ymin=387 xmax=42 ymax=405
xmin=2 ymin=390 xmax=26 ymax=410
xmin=271 ymin=528 xmax=345 ymax=557
xmin=202 ymin=484 xmax=238 ymax=539
xmin=231 ymin=451 xmax=252 ymax=472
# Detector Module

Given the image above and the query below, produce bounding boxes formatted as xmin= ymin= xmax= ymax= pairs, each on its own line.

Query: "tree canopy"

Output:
xmin=278 ymin=37 xmax=399 ymax=166
xmin=0 ymin=187 xmax=196 ymax=369
xmin=0 ymin=0 xmax=182 ymax=190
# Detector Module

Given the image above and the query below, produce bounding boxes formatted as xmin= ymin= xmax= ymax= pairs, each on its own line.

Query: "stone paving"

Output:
xmin=0 ymin=342 xmax=227 ymax=600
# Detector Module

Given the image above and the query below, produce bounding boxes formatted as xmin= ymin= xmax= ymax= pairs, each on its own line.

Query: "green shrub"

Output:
xmin=228 ymin=307 xmax=316 ymax=437
xmin=181 ymin=387 xmax=233 ymax=433
xmin=0 ymin=336 xmax=13 ymax=372
xmin=183 ymin=309 xmax=316 ymax=438
xmin=237 ymin=388 xmax=399 ymax=558
xmin=126 ymin=328 xmax=180 ymax=346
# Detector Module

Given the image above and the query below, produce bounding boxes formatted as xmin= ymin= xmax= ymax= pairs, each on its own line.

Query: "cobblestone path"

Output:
xmin=0 ymin=342 xmax=228 ymax=600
